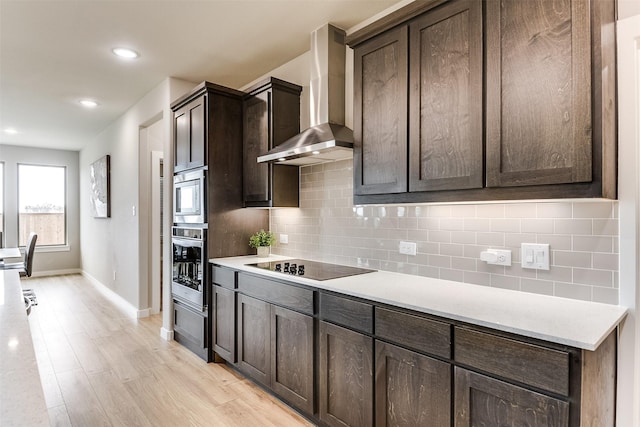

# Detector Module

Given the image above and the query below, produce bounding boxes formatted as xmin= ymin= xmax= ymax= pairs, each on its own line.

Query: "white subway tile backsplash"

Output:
xmin=593 ymin=219 xmax=618 ymax=236
xmin=553 ymin=219 xmax=592 ymax=235
xmin=593 ymin=253 xmax=619 ymax=271
xmin=270 ymin=160 xmax=619 ymax=305
xmin=553 ymin=251 xmax=592 ymax=268
xmin=451 ymin=256 xmax=477 ymax=271
xmin=440 ymin=243 xmax=465 ymax=257
xmin=573 ymin=201 xmax=615 ymax=218
xmin=477 ymin=232 xmax=505 ymax=246
xmin=537 ymin=203 xmax=573 ymax=218
xmin=464 ymin=218 xmax=492 ymax=231
xmin=505 ymin=203 xmax=535 ymax=218
xmin=440 ymin=268 xmax=465 ymax=282
xmin=521 ymin=219 xmax=555 ymax=234
xmin=592 ymin=287 xmax=618 ymax=304
xmin=490 ymin=274 xmax=520 ymax=291
xmin=491 ymin=218 xmax=521 ymax=233
xmin=521 ymin=278 xmax=555 ymax=296
xmin=573 ymin=235 xmax=614 ymax=253
xmin=477 ymin=204 xmax=505 ymax=218
xmin=554 ymin=282 xmax=592 ymax=301
xmin=464 ymin=271 xmax=491 ymax=286
xmin=573 ymin=268 xmax=613 ymax=287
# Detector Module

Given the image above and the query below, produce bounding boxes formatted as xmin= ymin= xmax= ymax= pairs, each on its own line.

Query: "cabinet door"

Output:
xmin=271 ymin=305 xmax=314 ymax=415
xmin=409 ymin=0 xmax=483 ymax=192
xmin=454 ymin=368 xmax=569 ymax=427
xmin=375 ymin=341 xmax=450 ymax=427
xmin=243 ymin=90 xmax=271 ymax=203
xmin=174 ymin=96 xmax=206 ymax=172
xmin=319 ymin=321 xmax=373 ymax=427
xmin=354 ymin=26 xmax=408 ymax=196
xmin=236 ymin=294 xmax=270 ymax=385
xmin=485 ymin=0 xmax=592 ymax=188
xmin=212 ymin=285 xmax=235 ymax=363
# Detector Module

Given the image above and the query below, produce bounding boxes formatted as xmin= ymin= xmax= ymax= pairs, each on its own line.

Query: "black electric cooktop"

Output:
xmin=246 ymin=259 xmax=375 ymax=281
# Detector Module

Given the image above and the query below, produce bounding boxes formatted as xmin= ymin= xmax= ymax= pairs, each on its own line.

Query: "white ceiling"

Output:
xmin=0 ymin=0 xmax=402 ymax=151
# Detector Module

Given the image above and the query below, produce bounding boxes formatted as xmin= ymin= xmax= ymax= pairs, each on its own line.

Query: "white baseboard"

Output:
xmin=81 ymin=271 xmax=141 ymax=319
xmin=160 ymin=327 xmax=174 ymax=341
xmin=137 ymin=308 xmax=151 ymax=318
xmin=28 ymin=268 xmax=82 ymax=278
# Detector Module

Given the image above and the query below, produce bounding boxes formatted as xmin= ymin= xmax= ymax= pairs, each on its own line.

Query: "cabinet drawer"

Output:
xmin=454 ymin=327 xmax=570 ymax=396
xmin=375 ymin=307 xmax=450 ymax=359
xmin=320 ymin=293 xmax=373 ymax=334
xmin=237 ymin=273 xmax=313 ymax=315
xmin=174 ymin=301 xmax=206 ymax=348
xmin=211 ymin=265 xmax=235 ymax=289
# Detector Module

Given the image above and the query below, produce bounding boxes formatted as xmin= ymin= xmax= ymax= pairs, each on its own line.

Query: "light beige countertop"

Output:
xmin=0 ymin=271 xmax=49 ymax=426
xmin=211 ymin=255 xmax=627 ymax=351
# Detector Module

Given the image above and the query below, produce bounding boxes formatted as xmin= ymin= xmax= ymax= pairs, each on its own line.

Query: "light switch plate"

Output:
xmin=521 ymin=243 xmax=550 ymax=270
xmin=280 ymin=234 xmax=289 ymax=244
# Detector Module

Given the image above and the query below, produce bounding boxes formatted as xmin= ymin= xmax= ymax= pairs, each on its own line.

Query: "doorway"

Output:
xmin=151 ymin=151 xmax=163 ymax=313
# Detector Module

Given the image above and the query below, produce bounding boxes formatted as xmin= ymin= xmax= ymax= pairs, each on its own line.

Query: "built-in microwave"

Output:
xmin=174 ymin=168 xmax=206 ymax=224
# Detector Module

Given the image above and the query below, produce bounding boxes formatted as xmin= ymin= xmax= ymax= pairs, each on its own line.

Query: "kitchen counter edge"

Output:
xmin=210 ymin=255 xmax=627 ymax=351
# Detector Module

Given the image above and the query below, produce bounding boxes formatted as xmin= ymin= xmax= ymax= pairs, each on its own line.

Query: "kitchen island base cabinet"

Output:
xmin=319 ymin=321 xmax=373 ymax=427
xmin=375 ymin=341 xmax=451 ymax=427
xmin=454 ymin=368 xmax=569 ymax=427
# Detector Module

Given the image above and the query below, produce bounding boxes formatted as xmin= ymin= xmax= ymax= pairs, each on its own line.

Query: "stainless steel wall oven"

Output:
xmin=171 ymin=226 xmax=207 ymax=311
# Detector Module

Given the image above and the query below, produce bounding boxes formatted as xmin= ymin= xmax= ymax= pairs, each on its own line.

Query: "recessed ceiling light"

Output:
xmin=3 ymin=128 xmax=18 ymax=134
xmin=112 ymin=47 xmax=139 ymax=59
xmin=80 ymin=99 xmax=98 ymax=108
xmin=312 ymin=151 xmax=320 ymax=155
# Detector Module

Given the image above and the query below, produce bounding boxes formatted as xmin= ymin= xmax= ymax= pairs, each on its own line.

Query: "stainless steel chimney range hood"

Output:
xmin=257 ymin=24 xmax=353 ymax=166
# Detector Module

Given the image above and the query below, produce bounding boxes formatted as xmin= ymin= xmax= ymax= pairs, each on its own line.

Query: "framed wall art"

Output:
xmin=89 ymin=154 xmax=110 ymax=218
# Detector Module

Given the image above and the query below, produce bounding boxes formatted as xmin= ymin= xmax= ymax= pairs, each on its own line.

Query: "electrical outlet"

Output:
xmin=280 ymin=234 xmax=289 ymax=244
xmin=480 ymin=249 xmax=512 ymax=266
xmin=113 ymin=270 xmax=116 ymax=281
xmin=521 ymin=243 xmax=550 ymax=270
xmin=399 ymin=241 xmax=417 ymax=256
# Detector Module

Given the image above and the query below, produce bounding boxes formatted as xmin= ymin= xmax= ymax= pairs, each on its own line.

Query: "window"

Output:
xmin=18 ymin=164 xmax=66 ymax=246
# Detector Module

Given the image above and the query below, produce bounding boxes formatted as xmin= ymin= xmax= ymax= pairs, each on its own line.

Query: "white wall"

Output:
xmin=0 ymin=144 xmax=80 ymax=274
xmin=616 ymin=12 xmax=640 ymax=427
xmin=80 ymin=77 xmax=195 ymax=313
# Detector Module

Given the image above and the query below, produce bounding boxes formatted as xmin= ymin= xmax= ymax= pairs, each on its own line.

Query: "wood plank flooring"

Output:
xmin=25 ymin=274 xmax=314 ymax=427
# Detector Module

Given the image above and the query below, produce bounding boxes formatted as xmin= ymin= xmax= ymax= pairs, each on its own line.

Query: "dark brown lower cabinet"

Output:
xmin=212 ymin=285 xmax=235 ymax=362
xmin=375 ymin=340 xmax=451 ymax=427
xmin=319 ymin=321 xmax=374 ymax=427
xmin=237 ymin=292 xmax=314 ymax=415
xmin=237 ymin=294 xmax=270 ymax=385
xmin=271 ymin=305 xmax=314 ymax=415
xmin=454 ymin=367 xmax=569 ymax=427
xmin=173 ymin=299 xmax=208 ymax=361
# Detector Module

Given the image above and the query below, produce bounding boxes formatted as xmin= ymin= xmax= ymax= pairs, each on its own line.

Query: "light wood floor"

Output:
xmin=25 ymin=274 xmax=314 ymax=427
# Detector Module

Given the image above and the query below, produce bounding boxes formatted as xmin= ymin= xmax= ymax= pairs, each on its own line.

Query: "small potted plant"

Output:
xmin=249 ymin=229 xmax=275 ymax=257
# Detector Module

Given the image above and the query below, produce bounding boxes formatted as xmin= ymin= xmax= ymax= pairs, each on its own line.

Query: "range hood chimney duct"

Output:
xmin=257 ymin=24 xmax=353 ymax=165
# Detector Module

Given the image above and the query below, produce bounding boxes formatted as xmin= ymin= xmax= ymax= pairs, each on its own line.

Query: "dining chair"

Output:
xmin=0 ymin=232 xmax=37 ymax=277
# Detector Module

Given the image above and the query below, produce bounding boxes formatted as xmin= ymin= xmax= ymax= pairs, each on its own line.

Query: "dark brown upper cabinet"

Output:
xmin=347 ymin=0 xmax=616 ymax=204
xmin=243 ymin=78 xmax=302 ymax=207
xmin=173 ymin=96 xmax=206 ymax=172
xmin=485 ymin=0 xmax=591 ymax=188
xmin=171 ymin=82 xmax=269 ymax=257
xmin=353 ymin=26 xmax=408 ymax=196
xmin=409 ymin=0 xmax=483 ymax=193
